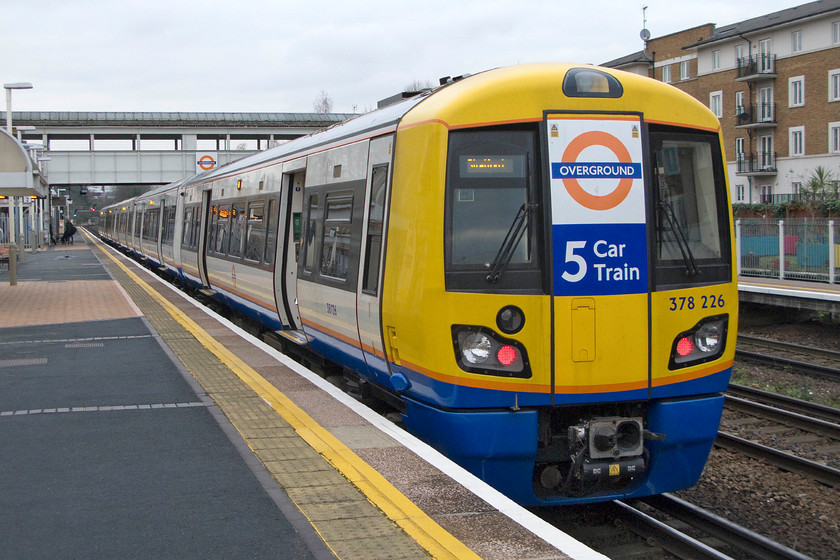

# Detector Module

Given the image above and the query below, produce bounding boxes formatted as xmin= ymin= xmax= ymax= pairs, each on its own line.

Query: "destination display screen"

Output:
xmin=459 ymin=155 xmax=525 ymax=178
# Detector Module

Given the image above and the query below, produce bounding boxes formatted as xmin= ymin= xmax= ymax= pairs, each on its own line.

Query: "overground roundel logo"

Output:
xmin=198 ymin=155 xmax=217 ymax=171
xmin=559 ymin=131 xmax=636 ymax=211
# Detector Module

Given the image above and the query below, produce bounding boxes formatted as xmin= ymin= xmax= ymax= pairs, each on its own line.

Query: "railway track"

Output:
xmin=736 ymin=335 xmax=840 ymax=381
xmin=541 ymin=495 xmax=811 ymax=560
xmin=722 ymin=385 xmax=840 ymax=487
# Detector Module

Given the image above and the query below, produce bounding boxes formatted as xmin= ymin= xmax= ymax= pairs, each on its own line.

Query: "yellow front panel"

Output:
xmin=554 ymin=294 xmax=648 ymax=394
xmin=650 ymin=283 xmax=738 ymax=386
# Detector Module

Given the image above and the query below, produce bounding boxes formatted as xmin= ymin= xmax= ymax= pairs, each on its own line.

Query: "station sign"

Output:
xmin=547 ymin=114 xmax=648 ymax=296
xmin=195 ymin=152 xmax=218 ymax=173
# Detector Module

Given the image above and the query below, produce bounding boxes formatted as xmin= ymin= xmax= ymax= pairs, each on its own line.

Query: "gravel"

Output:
xmin=672 ymin=305 xmax=840 ymax=560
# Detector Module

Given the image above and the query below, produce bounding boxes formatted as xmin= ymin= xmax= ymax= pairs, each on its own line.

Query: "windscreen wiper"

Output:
xmin=658 ymin=199 xmax=700 ymax=277
xmin=486 ymin=202 xmax=537 ymax=284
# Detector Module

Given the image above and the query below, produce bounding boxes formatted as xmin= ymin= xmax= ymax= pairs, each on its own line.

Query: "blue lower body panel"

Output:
xmin=401 ymin=393 xmax=724 ymax=506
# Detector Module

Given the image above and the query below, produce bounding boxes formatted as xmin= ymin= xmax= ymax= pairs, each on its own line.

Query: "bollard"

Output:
xmin=8 ymin=243 xmax=17 ymax=286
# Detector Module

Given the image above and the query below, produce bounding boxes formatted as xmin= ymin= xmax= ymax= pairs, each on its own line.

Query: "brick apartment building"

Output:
xmin=604 ymin=0 xmax=840 ymax=205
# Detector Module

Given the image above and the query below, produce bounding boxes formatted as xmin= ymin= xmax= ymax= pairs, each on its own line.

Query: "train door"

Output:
xmin=197 ymin=190 xmax=212 ymax=288
xmin=273 ymin=169 xmax=304 ymax=331
xmin=295 ymin=141 xmax=369 ymax=373
xmin=547 ymin=113 xmax=650 ymax=402
xmin=356 ymin=136 xmax=393 ymax=381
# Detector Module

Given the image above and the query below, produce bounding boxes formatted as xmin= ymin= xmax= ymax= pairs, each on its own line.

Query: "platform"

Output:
xmin=0 ymin=234 xmax=605 ymax=560
xmin=739 ymin=275 xmax=840 ymax=313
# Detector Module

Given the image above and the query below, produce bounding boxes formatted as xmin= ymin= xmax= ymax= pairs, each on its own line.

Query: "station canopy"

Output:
xmin=0 ymin=128 xmax=47 ymax=198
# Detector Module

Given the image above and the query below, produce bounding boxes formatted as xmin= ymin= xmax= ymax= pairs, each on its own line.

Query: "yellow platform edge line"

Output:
xmin=91 ymin=237 xmax=480 ymax=560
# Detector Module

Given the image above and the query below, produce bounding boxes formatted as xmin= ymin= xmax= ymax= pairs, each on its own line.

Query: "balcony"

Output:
xmin=736 ymin=152 xmax=777 ymax=176
xmin=735 ymin=103 xmax=777 ymax=129
xmin=735 ymin=54 xmax=777 ymax=81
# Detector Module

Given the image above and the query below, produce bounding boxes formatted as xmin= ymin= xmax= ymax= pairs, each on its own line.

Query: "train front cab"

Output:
xmin=385 ymin=64 xmax=737 ymax=506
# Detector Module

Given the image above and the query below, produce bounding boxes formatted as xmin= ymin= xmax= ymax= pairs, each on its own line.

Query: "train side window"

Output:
xmin=143 ymin=207 xmax=160 ymax=242
xmin=362 ymin=165 xmax=388 ymax=295
xmin=264 ymin=198 xmax=278 ymax=265
xmin=244 ymin=201 xmax=265 ymax=262
xmin=320 ymin=192 xmax=353 ymax=281
xmin=214 ymin=204 xmax=232 ymax=254
xmin=229 ymin=202 xmax=246 ymax=258
xmin=303 ymin=194 xmax=320 ymax=273
xmin=182 ymin=206 xmax=193 ymax=249
xmin=163 ymin=204 xmax=176 ymax=246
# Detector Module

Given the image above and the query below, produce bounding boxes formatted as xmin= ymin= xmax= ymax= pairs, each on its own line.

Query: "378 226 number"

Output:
xmin=669 ymin=294 xmax=724 ymax=311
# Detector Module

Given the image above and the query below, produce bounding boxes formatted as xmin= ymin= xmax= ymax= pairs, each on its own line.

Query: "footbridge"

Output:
xmin=7 ymin=111 xmax=354 ymax=188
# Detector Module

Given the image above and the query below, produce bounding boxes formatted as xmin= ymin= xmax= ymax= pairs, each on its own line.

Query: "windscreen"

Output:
xmin=444 ymin=126 xmax=544 ymax=293
xmin=650 ymin=127 xmax=732 ymax=288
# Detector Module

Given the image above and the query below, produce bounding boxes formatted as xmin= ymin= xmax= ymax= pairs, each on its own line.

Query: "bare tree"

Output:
xmin=404 ymin=79 xmax=434 ymax=92
xmin=313 ymin=89 xmax=334 ymax=113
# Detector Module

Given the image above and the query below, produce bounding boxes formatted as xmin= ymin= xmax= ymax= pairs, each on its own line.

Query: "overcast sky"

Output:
xmin=2 ymin=0 xmax=806 ymax=114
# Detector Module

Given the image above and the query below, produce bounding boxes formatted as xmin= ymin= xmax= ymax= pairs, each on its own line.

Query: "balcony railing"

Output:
xmin=736 ymin=54 xmax=777 ymax=80
xmin=736 ymin=152 xmax=777 ymax=175
xmin=735 ymin=102 xmax=776 ymax=127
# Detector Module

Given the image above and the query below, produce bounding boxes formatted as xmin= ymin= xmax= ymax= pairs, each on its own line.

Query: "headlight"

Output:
xmin=453 ymin=326 xmax=531 ymax=378
xmin=695 ymin=323 xmax=722 ymax=353
xmin=462 ymin=333 xmax=492 ymax=364
xmin=669 ymin=315 xmax=728 ymax=369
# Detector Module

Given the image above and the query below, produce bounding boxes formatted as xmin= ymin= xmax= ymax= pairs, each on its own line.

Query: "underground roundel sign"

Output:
xmin=547 ymin=114 xmax=648 ymax=297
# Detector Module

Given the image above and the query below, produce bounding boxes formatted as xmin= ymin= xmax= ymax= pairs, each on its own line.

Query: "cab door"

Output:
xmin=547 ymin=113 xmax=650 ymax=403
xmin=356 ymin=136 xmax=394 ymax=384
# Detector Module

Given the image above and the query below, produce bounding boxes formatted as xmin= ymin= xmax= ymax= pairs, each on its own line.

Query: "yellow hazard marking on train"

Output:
xmin=88 ymin=230 xmax=479 ymax=560
xmin=609 ymin=464 xmax=620 ymax=477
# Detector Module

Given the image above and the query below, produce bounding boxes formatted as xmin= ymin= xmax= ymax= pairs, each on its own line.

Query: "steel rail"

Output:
xmin=725 ymin=393 xmax=840 ymax=438
xmin=727 ymin=384 xmax=840 ymax=424
xmin=716 ymin=431 xmax=840 ymax=487
xmin=639 ymin=494 xmax=813 ymax=560
xmin=735 ymin=349 xmax=840 ymax=381
xmin=737 ymin=334 xmax=840 ymax=362
xmin=612 ymin=500 xmax=735 ymax=560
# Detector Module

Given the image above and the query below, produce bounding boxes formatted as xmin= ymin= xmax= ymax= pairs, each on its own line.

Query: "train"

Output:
xmin=98 ymin=63 xmax=737 ymax=506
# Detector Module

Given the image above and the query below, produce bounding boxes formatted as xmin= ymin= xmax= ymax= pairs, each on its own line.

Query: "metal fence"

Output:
xmin=736 ymin=218 xmax=839 ymax=283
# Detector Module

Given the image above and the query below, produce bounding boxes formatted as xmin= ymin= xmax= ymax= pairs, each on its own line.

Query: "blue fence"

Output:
xmin=736 ymin=218 xmax=839 ymax=283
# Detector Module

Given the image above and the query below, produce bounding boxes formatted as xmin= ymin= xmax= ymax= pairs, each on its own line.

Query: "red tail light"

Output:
xmin=497 ymin=345 xmax=518 ymax=366
xmin=676 ymin=337 xmax=694 ymax=357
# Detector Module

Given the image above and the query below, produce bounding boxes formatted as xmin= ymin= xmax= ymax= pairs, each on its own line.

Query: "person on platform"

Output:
xmin=62 ymin=220 xmax=77 ymax=244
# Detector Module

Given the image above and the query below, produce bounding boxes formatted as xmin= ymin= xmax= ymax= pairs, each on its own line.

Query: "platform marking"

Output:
xmin=0 ymin=334 xmax=152 ymax=346
xmin=0 ymin=358 xmax=48 ymax=367
xmin=87 ymin=231 xmax=482 ymax=560
xmin=1 ymin=402 xmax=207 ymax=416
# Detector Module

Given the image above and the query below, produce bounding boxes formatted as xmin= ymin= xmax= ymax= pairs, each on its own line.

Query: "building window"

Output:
xmin=710 ymin=91 xmax=723 ymax=118
xmin=759 ymin=39 xmax=773 ymax=72
xmin=793 ymin=182 xmax=802 ymax=196
xmin=830 ymin=122 xmax=840 ymax=153
xmin=791 ymin=30 xmax=802 ymax=53
xmin=736 ymin=185 xmax=745 ymax=202
xmin=735 ymin=91 xmax=745 ymax=116
xmin=712 ymin=50 xmax=721 ymax=70
xmin=834 ymin=21 xmax=840 ymax=44
xmin=759 ymin=135 xmax=774 ymax=169
xmin=661 ymin=65 xmax=671 ymax=83
xmin=789 ymin=127 xmax=805 ymax=157
xmin=830 ymin=69 xmax=840 ymax=102
xmin=789 ymin=76 xmax=805 ymax=107
xmin=761 ymin=185 xmax=773 ymax=203
xmin=735 ymin=137 xmax=745 ymax=157
xmin=735 ymin=44 xmax=746 ymax=62
xmin=680 ymin=60 xmax=690 ymax=80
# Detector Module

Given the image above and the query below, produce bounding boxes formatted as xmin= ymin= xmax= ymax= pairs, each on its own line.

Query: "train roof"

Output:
xmin=103 ymin=62 xmax=717 ymax=209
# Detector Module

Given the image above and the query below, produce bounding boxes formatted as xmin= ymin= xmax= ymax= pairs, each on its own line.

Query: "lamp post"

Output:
xmin=4 ymin=83 xmax=33 ymax=273
xmin=4 ymin=82 xmax=33 ymax=133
